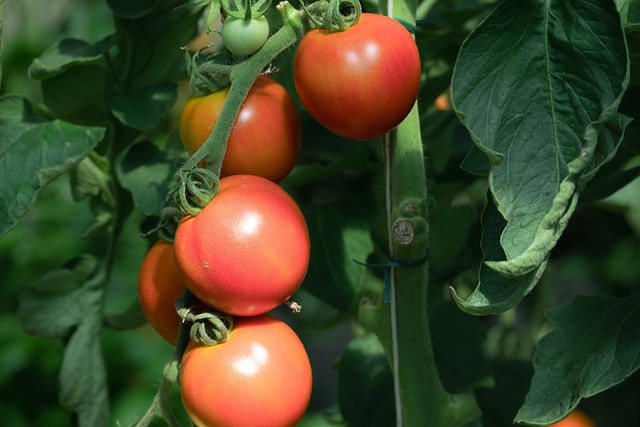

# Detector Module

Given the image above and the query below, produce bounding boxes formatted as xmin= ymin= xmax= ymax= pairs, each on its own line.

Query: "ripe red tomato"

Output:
xmin=137 ymin=240 xmax=184 ymax=344
xmin=173 ymin=175 xmax=310 ymax=316
xmin=179 ymin=75 xmax=302 ymax=183
xmin=293 ymin=13 xmax=421 ymax=140
xmin=180 ymin=315 xmax=312 ymax=427
xmin=548 ymin=409 xmax=596 ymax=427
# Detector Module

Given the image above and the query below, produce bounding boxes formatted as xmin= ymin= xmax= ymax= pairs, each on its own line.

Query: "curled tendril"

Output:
xmin=173 ymin=168 xmax=220 ymax=216
xmin=323 ymin=0 xmax=361 ymax=31
xmin=298 ymin=0 xmax=361 ymax=32
xmin=153 ymin=206 xmax=182 ymax=243
xmin=178 ymin=304 xmax=235 ymax=346
xmin=185 ymin=46 xmax=235 ymax=96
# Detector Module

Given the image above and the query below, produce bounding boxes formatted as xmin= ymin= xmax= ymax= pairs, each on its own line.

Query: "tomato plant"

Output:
xmin=4 ymin=1 xmax=640 ymax=427
xmin=179 ymin=75 xmax=301 ymax=183
xmin=173 ymin=174 xmax=310 ymax=316
xmin=137 ymin=240 xmax=185 ymax=344
xmin=180 ymin=315 xmax=312 ymax=427
xmin=293 ymin=12 xmax=421 ymax=140
xmin=221 ymin=16 xmax=270 ymax=56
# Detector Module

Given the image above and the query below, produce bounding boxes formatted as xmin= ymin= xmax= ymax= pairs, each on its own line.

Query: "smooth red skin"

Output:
xmin=294 ymin=13 xmax=421 ymax=140
xmin=180 ymin=315 xmax=312 ymax=427
xmin=137 ymin=240 xmax=184 ymax=344
xmin=179 ymin=75 xmax=302 ymax=183
xmin=173 ymin=175 xmax=310 ymax=316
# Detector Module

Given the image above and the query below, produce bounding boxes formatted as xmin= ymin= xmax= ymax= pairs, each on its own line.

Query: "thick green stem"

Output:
xmin=378 ymin=1 xmax=480 ymax=426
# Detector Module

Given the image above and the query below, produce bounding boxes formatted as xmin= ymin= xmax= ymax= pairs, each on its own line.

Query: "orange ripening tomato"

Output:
xmin=434 ymin=91 xmax=451 ymax=111
xmin=179 ymin=75 xmax=301 ymax=183
xmin=137 ymin=240 xmax=185 ymax=344
xmin=548 ymin=409 xmax=597 ymax=427
xmin=173 ymin=175 xmax=310 ymax=316
xmin=180 ymin=315 xmax=312 ymax=427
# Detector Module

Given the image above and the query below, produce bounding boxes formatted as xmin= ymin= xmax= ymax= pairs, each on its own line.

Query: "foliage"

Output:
xmin=1 ymin=0 xmax=640 ymax=426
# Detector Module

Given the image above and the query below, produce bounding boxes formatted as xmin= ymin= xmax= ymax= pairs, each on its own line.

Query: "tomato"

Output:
xmin=293 ymin=13 xmax=421 ymax=140
xmin=179 ymin=75 xmax=301 ymax=183
xmin=548 ymin=409 xmax=596 ymax=427
xmin=221 ymin=16 xmax=270 ymax=57
xmin=180 ymin=315 xmax=312 ymax=427
xmin=137 ymin=240 xmax=185 ymax=344
xmin=434 ymin=91 xmax=451 ymax=111
xmin=173 ymin=174 xmax=310 ymax=316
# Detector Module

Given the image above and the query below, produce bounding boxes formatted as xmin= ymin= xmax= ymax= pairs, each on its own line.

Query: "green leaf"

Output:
xmin=17 ymin=256 xmax=100 ymax=340
xmin=336 ymin=333 xmax=396 ymax=427
xmin=0 ymin=95 xmax=105 ymax=238
xmin=59 ymin=321 xmax=109 ymax=427
xmin=28 ymin=36 xmax=115 ymax=80
xmin=70 ymin=153 xmax=113 ymax=202
xmin=19 ymin=254 xmax=110 ymax=427
xmin=41 ymin=63 xmax=110 ymax=125
xmin=115 ymin=135 xmax=184 ymax=216
xmin=475 ymin=360 xmax=533 ymax=427
xmin=106 ymin=0 xmax=159 ymax=18
xmin=303 ymin=197 xmax=375 ymax=311
xmin=451 ymin=0 xmax=630 ymax=312
xmin=451 ymin=195 xmax=548 ymax=315
xmin=429 ymin=202 xmax=474 ymax=277
xmin=515 ymin=289 xmax=640 ymax=425
xmin=110 ymin=82 xmax=178 ymax=130
xmin=111 ymin=3 xmax=201 ymax=91
xmin=617 ymin=0 xmax=640 ymax=32
xmin=430 ymin=301 xmax=492 ymax=393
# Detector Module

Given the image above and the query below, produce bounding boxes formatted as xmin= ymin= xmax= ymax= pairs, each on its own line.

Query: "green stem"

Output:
xmin=134 ymin=321 xmax=193 ymax=427
xmin=377 ymin=1 xmax=479 ymax=425
xmin=180 ymin=1 xmax=317 ymax=176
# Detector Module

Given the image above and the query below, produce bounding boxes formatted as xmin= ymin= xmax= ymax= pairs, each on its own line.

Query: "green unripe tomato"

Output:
xmin=221 ymin=16 xmax=269 ymax=57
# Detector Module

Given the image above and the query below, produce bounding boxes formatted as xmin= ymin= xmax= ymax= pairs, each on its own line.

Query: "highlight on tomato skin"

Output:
xmin=137 ymin=240 xmax=185 ymax=345
xmin=173 ymin=174 xmax=310 ymax=317
xmin=179 ymin=314 xmax=313 ymax=427
xmin=178 ymin=75 xmax=302 ymax=183
xmin=548 ymin=409 xmax=597 ymax=427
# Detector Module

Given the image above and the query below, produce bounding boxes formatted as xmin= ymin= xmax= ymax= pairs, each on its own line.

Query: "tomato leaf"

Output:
xmin=452 ymin=195 xmax=548 ymax=315
xmin=475 ymin=360 xmax=533 ymax=427
xmin=28 ymin=36 xmax=115 ymax=80
xmin=0 ymin=96 xmax=105 ymax=238
xmin=515 ymin=288 xmax=640 ymax=425
xmin=115 ymin=135 xmax=184 ymax=216
xmin=336 ymin=333 xmax=396 ymax=427
xmin=18 ymin=254 xmax=110 ymax=427
xmin=303 ymin=197 xmax=375 ymax=312
xmin=430 ymin=301 xmax=492 ymax=393
xmin=41 ymin=63 xmax=111 ymax=125
xmin=110 ymin=3 xmax=200 ymax=91
xmin=17 ymin=256 xmax=98 ymax=339
xmin=59 ymin=321 xmax=109 ymax=427
xmin=110 ymin=82 xmax=178 ymax=130
xmin=429 ymin=201 xmax=474 ymax=279
xmin=70 ymin=154 xmax=113 ymax=202
xmin=451 ymin=0 xmax=630 ymax=313
xmin=617 ymin=0 xmax=640 ymax=32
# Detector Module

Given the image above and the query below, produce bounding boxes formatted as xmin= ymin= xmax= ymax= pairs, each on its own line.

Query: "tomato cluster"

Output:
xmin=139 ymin=53 xmax=311 ymax=427
xmin=137 ymin=10 xmax=422 ymax=425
